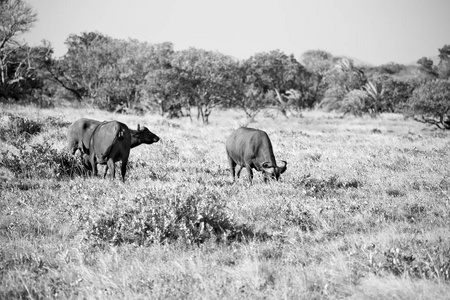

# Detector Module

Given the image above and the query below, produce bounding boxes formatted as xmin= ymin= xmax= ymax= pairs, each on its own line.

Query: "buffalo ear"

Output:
xmin=278 ymin=160 xmax=287 ymax=174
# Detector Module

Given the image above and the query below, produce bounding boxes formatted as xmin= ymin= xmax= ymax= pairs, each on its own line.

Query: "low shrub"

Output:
xmin=298 ymin=174 xmax=361 ymax=197
xmin=87 ymin=187 xmax=245 ymax=246
xmin=369 ymin=245 xmax=450 ymax=281
xmin=0 ymin=142 xmax=87 ymax=179
xmin=0 ymin=113 xmax=42 ymax=143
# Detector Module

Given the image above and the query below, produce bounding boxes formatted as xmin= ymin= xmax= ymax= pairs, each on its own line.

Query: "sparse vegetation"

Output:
xmin=1 ymin=106 xmax=450 ymax=299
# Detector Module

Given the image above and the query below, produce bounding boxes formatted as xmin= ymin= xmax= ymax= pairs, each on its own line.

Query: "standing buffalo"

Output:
xmin=85 ymin=121 xmax=131 ymax=182
xmin=225 ymin=127 xmax=287 ymax=184
xmin=67 ymin=118 xmax=100 ymax=155
xmin=67 ymin=118 xmax=160 ymax=156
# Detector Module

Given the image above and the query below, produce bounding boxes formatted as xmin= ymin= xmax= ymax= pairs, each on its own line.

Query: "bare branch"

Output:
xmin=413 ymin=116 xmax=446 ymax=130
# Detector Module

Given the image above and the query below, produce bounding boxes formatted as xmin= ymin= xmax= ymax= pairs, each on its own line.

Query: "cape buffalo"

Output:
xmin=67 ymin=118 xmax=160 ymax=156
xmin=67 ymin=118 xmax=100 ymax=155
xmin=85 ymin=121 xmax=131 ymax=182
xmin=130 ymin=124 xmax=160 ymax=148
xmin=225 ymin=127 xmax=287 ymax=184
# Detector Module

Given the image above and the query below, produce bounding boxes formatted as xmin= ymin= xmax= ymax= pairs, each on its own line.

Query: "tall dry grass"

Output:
xmin=1 ymin=105 xmax=450 ymax=299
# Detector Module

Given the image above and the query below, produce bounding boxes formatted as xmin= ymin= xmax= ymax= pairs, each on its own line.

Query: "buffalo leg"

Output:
xmin=236 ymin=165 xmax=243 ymax=178
xmin=82 ymin=154 xmax=92 ymax=176
xmin=90 ymin=155 xmax=98 ymax=177
xmin=227 ymin=156 xmax=236 ymax=182
xmin=245 ymin=165 xmax=253 ymax=184
xmin=104 ymin=159 xmax=115 ymax=179
xmin=121 ymin=158 xmax=128 ymax=182
xmin=106 ymin=158 xmax=115 ymax=180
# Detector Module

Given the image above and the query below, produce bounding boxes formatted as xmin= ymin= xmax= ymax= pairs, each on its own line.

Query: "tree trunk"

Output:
xmin=313 ymin=74 xmax=323 ymax=104
xmin=274 ymin=88 xmax=288 ymax=118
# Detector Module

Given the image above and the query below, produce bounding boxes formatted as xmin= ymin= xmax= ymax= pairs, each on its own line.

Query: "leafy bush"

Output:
xmin=372 ymin=76 xmax=416 ymax=113
xmin=319 ymin=85 xmax=348 ymax=112
xmin=42 ymin=115 xmax=72 ymax=128
xmin=0 ymin=113 xmax=42 ymax=142
xmin=0 ymin=142 xmax=87 ymax=179
xmin=298 ymin=174 xmax=361 ymax=198
xmin=405 ymin=79 xmax=450 ymax=129
xmin=88 ymin=187 xmax=246 ymax=246
xmin=369 ymin=246 xmax=450 ymax=281
xmin=338 ymin=81 xmax=386 ymax=117
xmin=339 ymin=89 xmax=369 ymax=116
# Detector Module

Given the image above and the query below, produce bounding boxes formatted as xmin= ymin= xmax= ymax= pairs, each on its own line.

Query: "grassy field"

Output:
xmin=1 ymin=104 xmax=450 ymax=299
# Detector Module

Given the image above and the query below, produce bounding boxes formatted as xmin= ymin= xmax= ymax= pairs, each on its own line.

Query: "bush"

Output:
xmin=372 ymin=76 xmax=416 ymax=113
xmin=87 ymin=187 xmax=246 ymax=246
xmin=339 ymin=89 xmax=369 ymax=116
xmin=405 ymin=79 xmax=450 ymax=129
xmin=319 ymin=85 xmax=347 ymax=112
xmin=0 ymin=142 xmax=87 ymax=179
xmin=298 ymin=174 xmax=361 ymax=198
xmin=369 ymin=245 xmax=450 ymax=281
xmin=0 ymin=113 xmax=42 ymax=143
xmin=321 ymin=81 xmax=385 ymax=117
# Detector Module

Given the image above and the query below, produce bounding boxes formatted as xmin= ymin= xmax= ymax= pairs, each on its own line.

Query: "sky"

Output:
xmin=21 ymin=0 xmax=450 ymax=66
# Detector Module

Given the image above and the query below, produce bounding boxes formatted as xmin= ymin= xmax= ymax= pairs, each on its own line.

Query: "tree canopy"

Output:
xmin=2 ymin=0 xmax=450 ymax=128
xmin=0 ymin=0 xmax=41 ymax=100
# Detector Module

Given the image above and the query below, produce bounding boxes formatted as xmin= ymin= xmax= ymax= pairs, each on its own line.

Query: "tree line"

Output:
xmin=1 ymin=0 xmax=450 ymax=128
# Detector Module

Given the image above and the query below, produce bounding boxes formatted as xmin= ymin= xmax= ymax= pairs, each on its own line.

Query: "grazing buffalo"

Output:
xmin=67 ymin=118 xmax=160 ymax=156
xmin=225 ymin=127 xmax=287 ymax=184
xmin=85 ymin=121 xmax=131 ymax=182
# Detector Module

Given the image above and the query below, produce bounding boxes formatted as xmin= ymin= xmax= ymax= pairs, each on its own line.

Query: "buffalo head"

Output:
xmin=261 ymin=160 xmax=287 ymax=182
xmin=130 ymin=124 xmax=160 ymax=148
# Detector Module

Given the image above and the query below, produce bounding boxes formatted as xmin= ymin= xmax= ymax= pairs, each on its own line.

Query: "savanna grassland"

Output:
xmin=1 ymin=105 xmax=450 ymax=299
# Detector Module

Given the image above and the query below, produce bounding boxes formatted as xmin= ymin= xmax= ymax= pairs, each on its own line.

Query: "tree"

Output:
xmin=372 ymin=76 xmax=416 ymax=113
xmin=437 ymin=45 xmax=450 ymax=79
xmin=0 ymin=0 xmax=38 ymax=100
xmin=219 ymin=60 xmax=271 ymax=121
xmin=143 ymin=43 xmax=184 ymax=116
xmin=7 ymin=43 xmax=54 ymax=102
xmin=169 ymin=48 xmax=236 ymax=124
xmin=301 ymin=50 xmax=335 ymax=105
xmin=417 ymin=57 xmax=434 ymax=72
xmin=53 ymin=33 xmax=174 ymax=111
xmin=405 ymin=79 xmax=450 ymax=130
xmin=320 ymin=58 xmax=367 ymax=111
xmin=243 ymin=50 xmax=309 ymax=116
xmin=59 ymin=32 xmax=116 ymax=103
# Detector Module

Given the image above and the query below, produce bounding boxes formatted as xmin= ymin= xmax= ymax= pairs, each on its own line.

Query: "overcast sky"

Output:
xmin=21 ymin=0 xmax=450 ymax=65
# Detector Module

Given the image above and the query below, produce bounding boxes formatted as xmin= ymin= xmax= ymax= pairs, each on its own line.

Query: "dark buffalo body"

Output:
xmin=86 ymin=121 xmax=132 ymax=182
xmin=67 ymin=118 xmax=160 ymax=156
xmin=225 ymin=127 xmax=287 ymax=184
xmin=67 ymin=118 xmax=101 ymax=155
